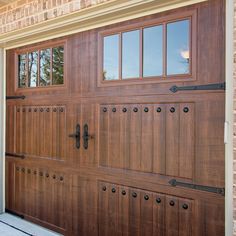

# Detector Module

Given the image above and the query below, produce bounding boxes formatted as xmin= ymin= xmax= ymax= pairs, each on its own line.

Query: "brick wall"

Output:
xmin=0 ymin=0 xmax=111 ymax=34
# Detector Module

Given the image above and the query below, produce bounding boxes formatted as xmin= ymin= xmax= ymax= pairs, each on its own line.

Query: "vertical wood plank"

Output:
xmin=129 ymin=105 xmax=142 ymax=171
xmin=108 ymin=105 xmax=121 ymax=168
xmin=166 ymin=104 xmax=179 ymax=176
xmin=179 ymin=103 xmax=195 ymax=179
xmin=99 ymin=105 xmax=109 ymax=167
xmin=141 ymin=105 xmax=153 ymax=172
xmin=129 ymin=188 xmax=141 ymax=236
xmin=140 ymin=191 xmax=153 ymax=236
xmin=153 ymin=104 xmax=166 ymax=175
xmin=118 ymin=186 xmax=129 ymax=236
xmin=179 ymin=199 xmax=192 ymax=236
xmin=153 ymin=193 xmax=165 ymax=236
xmin=119 ymin=105 xmax=130 ymax=169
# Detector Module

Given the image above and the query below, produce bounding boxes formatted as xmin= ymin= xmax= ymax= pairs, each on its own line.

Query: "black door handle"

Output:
xmin=68 ymin=124 xmax=80 ymax=149
xmin=83 ymin=124 xmax=93 ymax=150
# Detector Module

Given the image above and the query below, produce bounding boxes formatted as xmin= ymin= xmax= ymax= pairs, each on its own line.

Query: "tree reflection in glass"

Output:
xmin=18 ymin=54 xmax=27 ymax=88
xmin=167 ymin=19 xmax=190 ymax=75
xmin=52 ymin=46 xmax=64 ymax=85
xmin=40 ymin=49 xmax=51 ymax=86
xmin=28 ymin=51 xmax=38 ymax=87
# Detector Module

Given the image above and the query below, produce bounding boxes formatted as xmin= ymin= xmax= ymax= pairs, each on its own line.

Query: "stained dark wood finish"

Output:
xmin=5 ymin=0 xmax=225 ymax=235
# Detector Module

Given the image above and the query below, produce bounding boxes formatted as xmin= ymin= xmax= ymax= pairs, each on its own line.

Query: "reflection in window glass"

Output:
xmin=143 ymin=25 xmax=163 ymax=77
xmin=122 ymin=30 xmax=140 ymax=79
xmin=40 ymin=49 xmax=51 ymax=86
xmin=28 ymin=51 xmax=38 ymax=87
xmin=52 ymin=46 xmax=64 ymax=85
xmin=18 ymin=54 xmax=27 ymax=88
xmin=103 ymin=34 xmax=119 ymax=80
xmin=167 ymin=20 xmax=190 ymax=75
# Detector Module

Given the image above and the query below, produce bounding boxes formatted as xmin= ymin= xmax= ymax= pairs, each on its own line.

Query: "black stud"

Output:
xmin=144 ymin=107 xmax=149 ymax=112
xmin=170 ymin=107 xmax=175 ymax=113
xmin=60 ymin=176 xmax=64 ymax=181
xmin=34 ymin=170 xmax=37 ymax=175
xmin=46 ymin=173 xmax=49 ymax=178
xmin=34 ymin=108 xmax=37 ymax=112
xmin=121 ymin=190 xmax=126 ymax=195
xmin=102 ymin=186 xmax=106 ymax=191
xmin=52 ymin=174 xmax=56 ymax=179
xmin=156 ymin=107 xmax=162 ymax=113
xmin=103 ymin=107 xmax=107 ymax=112
xmin=53 ymin=108 xmax=57 ymax=112
xmin=28 ymin=108 xmax=32 ymax=112
xmin=40 ymin=108 xmax=44 ymax=112
xmin=133 ymin=107 xmax=138 ymax=112
xmin=16 ymin=167 xmax=20 ymax=171
xmin=111 ymin=187 xmax=116 ymax=193
xmin=182 ymin=203 xmax=188 ymax=210
xmin=144 ymin=195 xmax=149 ymax=200
xmin=46 ymin=108 xmax=50 ymax=112
xmin=122 ymin=108 xmax=127 ymax=113
xmin=27 ymin=169 xmax=31 ymax=174
xmin=132 ymin=192 xmax=137 ymax=198
xmin=183 ymin=107 xmax=189 ymax=113
xmin=112 ymin=108 xmax=116 ymax=112
xmin=60 ymin=108 xmax=64 ymax=112
xmin=21 ymin=168 xmax=25 ymax=173
xmin=169 ymin=200 xmax=175 ymax=206
xmin=22 ymin=108 xmax=26 ymax=112
xmin=156 ymin=197 xmax=161 ymax=204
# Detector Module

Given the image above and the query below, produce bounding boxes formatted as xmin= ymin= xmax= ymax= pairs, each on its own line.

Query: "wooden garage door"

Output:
xmin=5 ymin=0 xmax=225 ymax=235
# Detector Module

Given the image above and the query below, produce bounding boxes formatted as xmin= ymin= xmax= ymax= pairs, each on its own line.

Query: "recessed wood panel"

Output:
xmin=13 ymin=106 xmax=67 ymax=160
xmin=99 ymin=103 xmax=195 ymax=179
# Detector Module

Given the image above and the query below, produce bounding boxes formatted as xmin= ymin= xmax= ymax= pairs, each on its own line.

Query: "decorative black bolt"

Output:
xmin=156 ymin=197 xmax=161 ymax=204
xmin=21 ymin=168 xmax=25 ymax=173
xmin=28 ymin=108 xmax=32 ymax=112
xmin=102 ymin=186 xmax=106 ymax=191
xmin=46 ymin=173 xmax=49 ymax=178
xmin=182 ymin=203 xmax=188 ymax=210
xmin=132 ymin=192 xmax=137 ymax=198
xmin=40 ymin=108 xmax=44 ymax=112
xmin=16 ymin=167 xmax=20 ymax=171
xmin=46 ymin=108 xmax=50 ymax=112
xmin=133 ymin=107 xmax=138 ymax=112
xmin=27 ymin=169 xmax=31 ymax=174
xmin=34 ymin=170 xmax=37 ymax=175
xmin=53 ymin=174 xmax=56 ymax=179
xmin=170 ymin=107 xmax=175 ymax=113
xmin=169 ymin=200 xmax=175 ymax=206
xmin=122 ymin=108 xmax=127 ymax=113
xmin=183 ymin=107 xmax=189 ymax=113
xmin=60 ymin=176 xmax=64 ymax=181
xmin=22 ymin=108 xmax=26 ymax=112
xmin=144 ymin=195 xmax=149 ymax=200
xmin=112 ymin=108 xmax=116 ymax=112
xmin=53 ymin=108 xmax=57 ymax=112
xmin=34 ymin=108 xmax=37 ymax=112
xmin=111 ymin=188 xmax=116 ymax=193
xmin=121 ymin=190 xmax=126 ymax=195
xmin=144 ymin=107 xmax=149 ymax=112
xmin=156 ymin=107 xmax=162 ymax=113
xmin=103 ymin=107 xmax=107 ymax=112
xmin=60 ymin=108 xmax=64 ymax=112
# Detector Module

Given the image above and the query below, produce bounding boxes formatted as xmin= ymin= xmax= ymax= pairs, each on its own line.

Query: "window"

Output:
xmin=18 ymin=45 xmax=64 ymax=88
xmin=101 ymin=14 xmax=195 ymax=84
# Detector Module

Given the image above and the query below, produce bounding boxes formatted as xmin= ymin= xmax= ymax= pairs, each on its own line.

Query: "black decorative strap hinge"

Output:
xmin=169 ymin=179 xmax=225 ymax=196
xmin=6 ymin=95 xmax=26 ymax=100
xmin=5 ymin=152 xmax=25 ymax=159
xmin=170 ymin=82 xmax=225 ymax=93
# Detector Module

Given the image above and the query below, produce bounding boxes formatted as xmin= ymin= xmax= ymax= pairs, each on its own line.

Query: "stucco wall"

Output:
xmin=0 ymin=0 xmax=111 ymax=34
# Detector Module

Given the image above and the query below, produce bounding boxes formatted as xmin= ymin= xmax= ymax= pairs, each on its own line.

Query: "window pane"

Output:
xmin=167 ymin=19 xmax=190 ymax=75
xmin=103 ymin=35 xmax=119 ymax=81
xmin=122 ymin=30 xmax=140 ymax=79
xmin=143 ymin=25 xmax=163 ymax=77
xmin=40 ymin=49 xmax=51 ymax=86
xmin=18 ymin=54 xmax=27 ymax=88
xmin=28 ymin=51 xmax=38 ymax=87
xmin=52 ymin=46 xmax=64 ymax=85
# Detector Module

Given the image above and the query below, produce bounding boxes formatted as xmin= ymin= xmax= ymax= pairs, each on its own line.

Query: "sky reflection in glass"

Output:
xmin=167 ymin=19 xmax=190 ymax=75
xmin=143 ymin=25 xmax=163 ymax=77
xmin=103 ymin=34 xmax=119 ymax=80
xmin=122 ymin=30 xmax=140 ymax=79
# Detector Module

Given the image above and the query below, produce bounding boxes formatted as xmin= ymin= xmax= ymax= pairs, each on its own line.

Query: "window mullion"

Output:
xmin=163 ymin=23 xmax=167 ymax=78
xmin=119 ymin=33 xmax=122 ymax=80
xmin=50 ymin=48 xmax=53 ymax=85
xmin=139 ymin=28 xmax=143 ymax=80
